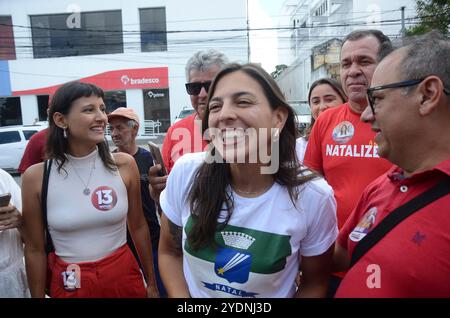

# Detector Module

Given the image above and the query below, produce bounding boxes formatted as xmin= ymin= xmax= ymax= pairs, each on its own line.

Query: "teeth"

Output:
xmin=222 ymin=130 xmax=245 ymax=140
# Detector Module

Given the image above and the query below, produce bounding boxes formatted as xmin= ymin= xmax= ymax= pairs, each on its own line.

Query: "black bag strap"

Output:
xmin=350 ymin=177 xmax=450 ymax=268
xmin=41 ymin=159 xmax=54 ymax=253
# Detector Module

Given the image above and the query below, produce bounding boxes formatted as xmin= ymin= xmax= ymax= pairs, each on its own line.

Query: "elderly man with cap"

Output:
xmin=108 ymin=107 xmax=166 ymax=296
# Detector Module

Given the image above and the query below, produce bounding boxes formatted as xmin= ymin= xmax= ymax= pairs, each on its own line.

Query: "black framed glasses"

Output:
xmin=367 ymin=78 xmax=425 ymax=114
xmin=185 ymin=81 xmax=212 ymax=96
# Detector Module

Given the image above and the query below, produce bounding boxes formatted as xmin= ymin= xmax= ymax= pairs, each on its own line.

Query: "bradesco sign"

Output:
xmin=120 ymin=73 xmax=163 ymax=87
xmin=12 ymin=67 xmax=169 ymax=96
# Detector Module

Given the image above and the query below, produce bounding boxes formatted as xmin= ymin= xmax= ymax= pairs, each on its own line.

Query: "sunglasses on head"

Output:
xmin=185 ymin=81 xmax=212 ymax=96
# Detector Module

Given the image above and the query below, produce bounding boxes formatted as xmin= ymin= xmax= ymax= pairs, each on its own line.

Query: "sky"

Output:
xmin=249 ymin=0 xmax=285 ymax=73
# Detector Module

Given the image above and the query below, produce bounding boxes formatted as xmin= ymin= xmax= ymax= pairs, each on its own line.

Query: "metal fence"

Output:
xmin=105 ymin=119 xmax=162 ymax=137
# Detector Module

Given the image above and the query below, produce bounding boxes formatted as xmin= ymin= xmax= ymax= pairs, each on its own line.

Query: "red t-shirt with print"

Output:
xmin=304 ymin=103 xmax=391 ymax=228
xmin=162 ymin=114 xmax=207 ymax=173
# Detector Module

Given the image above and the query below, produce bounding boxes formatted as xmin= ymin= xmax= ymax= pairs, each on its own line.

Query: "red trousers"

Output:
xmin=50 ymin=245 xmax=147 ymax=298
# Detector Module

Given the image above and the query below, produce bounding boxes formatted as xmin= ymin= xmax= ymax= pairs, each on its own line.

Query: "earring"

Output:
xmin=272 ymin=128 xmax=280 ymax=142
xmin=63 ymin=127 xmax=68 ymax=139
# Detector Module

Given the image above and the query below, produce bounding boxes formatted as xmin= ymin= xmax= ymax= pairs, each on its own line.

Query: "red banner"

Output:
xmin=12 ymin=67 xmax=168 ymax=96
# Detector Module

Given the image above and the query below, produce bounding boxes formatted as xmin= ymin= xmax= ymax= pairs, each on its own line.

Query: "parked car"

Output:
xmin=0 ymin=123 xmax=48 ymax=174
xmin=174 ymin=107 xmax=196 ymax=123
xmin=290 ymin=102 xmax=312 ymax=134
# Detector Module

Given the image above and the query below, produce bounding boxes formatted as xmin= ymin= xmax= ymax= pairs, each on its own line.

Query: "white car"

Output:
xmin=291 ymin=102 xmax=312 ymax=133
xmin=0 ymin=123 xmax=48 ymax=174
xmin=174 ymin=107 xmax=196 ymax=123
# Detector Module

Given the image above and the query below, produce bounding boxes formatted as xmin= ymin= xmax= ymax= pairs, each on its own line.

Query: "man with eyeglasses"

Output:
xmin=334 ymin=30 xmax=450 ymax=297
xmin=148 ymin=50 xmax=229 ymax=203
xmin=303 ymin=29 xmax=394 ymax=297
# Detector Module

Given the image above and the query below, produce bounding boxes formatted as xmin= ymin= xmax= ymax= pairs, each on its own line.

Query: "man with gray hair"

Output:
xmin=161 ymin=49 xmax=229 ymax=173
xmin=334 ymin=30 xmax=450 ymax=297
xmin=149 ymin=49 xmax=229 ymax=202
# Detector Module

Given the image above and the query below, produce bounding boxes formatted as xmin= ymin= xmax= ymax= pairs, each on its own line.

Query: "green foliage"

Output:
xmin=270 ymin=64 xmax=288 ymax=79
xmin=406 ymin=0 xmax=450 ymax=36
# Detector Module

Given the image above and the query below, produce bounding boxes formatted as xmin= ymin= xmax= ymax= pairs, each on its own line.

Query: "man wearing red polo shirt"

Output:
xmin=334 ymin=31 xmax=450 ymax=297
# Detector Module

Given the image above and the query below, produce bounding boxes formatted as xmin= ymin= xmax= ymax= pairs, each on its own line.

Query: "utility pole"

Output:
xmin=247 ymin=0 xmax=251 ymax=62
xmin=400 ymin=6 xmax=406 ymax=37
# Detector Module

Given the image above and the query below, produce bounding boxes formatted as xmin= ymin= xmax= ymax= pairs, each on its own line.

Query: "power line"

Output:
xmin=1 ymin=13 xmax=442 ymax=35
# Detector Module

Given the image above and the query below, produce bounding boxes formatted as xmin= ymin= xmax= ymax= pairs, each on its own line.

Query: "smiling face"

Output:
xmin=309 ymin=83 xmax=345 ymax=119
xmin=59 ymin=95 xmax=108 ymax=146
xmin=340 ymin=36 xmax=380 ymax=112
xmin=361 ymin=50 xmax=419 ymax=164
xmin=189 ymin=64 xmax=222 ymax=120
xmin=207 ymin=70 xmax=287 ymax=164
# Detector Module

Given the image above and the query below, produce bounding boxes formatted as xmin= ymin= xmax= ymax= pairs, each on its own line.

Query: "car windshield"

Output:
xmin=179 ymin=109 xmax=195 ymax=118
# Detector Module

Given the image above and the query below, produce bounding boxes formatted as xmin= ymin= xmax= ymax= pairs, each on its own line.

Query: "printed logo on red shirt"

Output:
xmin=332 ymin=121 xmax=355 ymax=144
xmin=349 ymin=207 xmax=378 ymax=242
xmin=91 ymin=186 xmax=118 ymax=211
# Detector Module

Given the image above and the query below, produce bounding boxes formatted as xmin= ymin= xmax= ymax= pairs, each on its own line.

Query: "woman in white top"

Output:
xmin=22 ymin=81 xmax=158 ymax=298
xmin=0 ymin=168 xmax=30 ymax=297
xmin=296 ymin=78 xmax=347 ymax=162
xmin=159 ymin=63 xmax=338 ymax=298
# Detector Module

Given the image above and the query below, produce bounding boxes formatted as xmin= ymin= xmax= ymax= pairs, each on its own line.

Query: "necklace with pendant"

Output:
xmin=68 ymin=156 xmax=96 ymax=196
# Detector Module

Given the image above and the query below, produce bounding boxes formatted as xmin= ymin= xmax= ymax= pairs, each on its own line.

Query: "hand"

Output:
xmin=0 ymin=204 xmax=22 ymax=231
xmin=146 ymin=283 xmax=159 ymax=298
xmin=295 ymin=270 xmax=303 ymax=289
xmin=148 ymin=165 xmax=167 ymax=204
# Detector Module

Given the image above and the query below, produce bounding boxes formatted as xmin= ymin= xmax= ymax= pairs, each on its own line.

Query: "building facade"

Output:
xmin=275 ymin=0 xmax=416 ymax=103
xmin=0 ymin=0 xmax=248 ymax=135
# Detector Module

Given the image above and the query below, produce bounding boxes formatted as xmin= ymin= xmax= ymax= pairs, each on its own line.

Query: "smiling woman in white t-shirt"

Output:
xmin=159 ymin=63 xmax=338 ymax=298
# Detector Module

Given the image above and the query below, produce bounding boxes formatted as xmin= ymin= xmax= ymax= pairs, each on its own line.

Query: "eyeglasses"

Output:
xmin=367 ymin=78 xmax=450 ymax=114
xmin=366 ymin=78 xmax=425 ymax=114
xmin=185 ymin=81 xmax=212 ymax=96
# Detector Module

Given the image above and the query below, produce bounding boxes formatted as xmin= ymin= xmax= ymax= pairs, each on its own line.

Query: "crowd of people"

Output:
xmin=0 ymin=29 xmax=448 ymax=298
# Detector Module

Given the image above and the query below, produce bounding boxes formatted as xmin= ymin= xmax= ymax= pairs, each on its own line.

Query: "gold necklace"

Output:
xmin=232 ymin=181 xmax=274 ymax=196
xmin=68 ymin=156 xmax=96 ymax=196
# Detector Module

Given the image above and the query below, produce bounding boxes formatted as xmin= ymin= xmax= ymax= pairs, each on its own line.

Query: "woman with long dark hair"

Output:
xmin=158 ymin=63 xmax=338 ymax=297
xmin=22 ymin=81 xmax=158 ymax=298
xmin=297 ymin=78 xmax=347 ymax=161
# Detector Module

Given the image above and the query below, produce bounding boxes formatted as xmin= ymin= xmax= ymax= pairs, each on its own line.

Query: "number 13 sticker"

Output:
xmin=91 ymin=186 xmax=118 ymax=211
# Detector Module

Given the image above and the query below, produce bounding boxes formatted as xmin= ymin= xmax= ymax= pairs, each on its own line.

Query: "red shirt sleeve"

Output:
xmin=18 ymin=131 xmax=46 ymax=174
xmin=161 ymin=125 xmax=174 ymax=173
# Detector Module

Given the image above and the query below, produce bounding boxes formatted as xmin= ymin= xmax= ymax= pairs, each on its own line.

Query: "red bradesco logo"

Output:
xmin=91 ymin=186 xmax=118 ymax=211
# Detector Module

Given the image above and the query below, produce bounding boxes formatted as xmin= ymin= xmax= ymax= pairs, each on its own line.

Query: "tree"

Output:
xmin=270 ymin=64 xmax=288 ymax=79
xmin=406 ymin=0 xmax=450 ymax=36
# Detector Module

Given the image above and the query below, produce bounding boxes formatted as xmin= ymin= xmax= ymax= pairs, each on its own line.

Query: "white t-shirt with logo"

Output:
xmin=160 ymin=152 xmax=338 ymax=298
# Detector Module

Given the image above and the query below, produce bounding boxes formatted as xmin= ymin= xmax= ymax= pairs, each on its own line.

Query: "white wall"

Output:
xmin=20 ymin=95 xmax=39 ymax=125
xmin=126 ymin=89 xmax=145 ymax=135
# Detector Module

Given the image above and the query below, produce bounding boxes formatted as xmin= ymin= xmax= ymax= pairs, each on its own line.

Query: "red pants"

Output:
xmin=50 ymin=245 xmax=147 ymax=298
